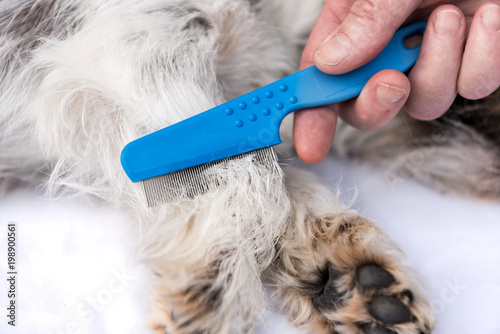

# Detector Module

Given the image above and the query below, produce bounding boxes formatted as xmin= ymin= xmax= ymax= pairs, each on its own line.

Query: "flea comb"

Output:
xmin=121 ymin=21 xmax=426 ymax=206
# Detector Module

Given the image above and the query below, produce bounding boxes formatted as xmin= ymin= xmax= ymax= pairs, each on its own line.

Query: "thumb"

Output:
xmin=312 ymin=0 xmax=421 ymax=74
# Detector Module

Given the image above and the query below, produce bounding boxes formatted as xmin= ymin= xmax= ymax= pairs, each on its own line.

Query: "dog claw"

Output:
xmin=400 ymin=289 xmax=414 ymax=306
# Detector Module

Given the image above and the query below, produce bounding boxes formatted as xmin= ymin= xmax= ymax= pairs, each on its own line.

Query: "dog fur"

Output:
xmin=1 ymin=1 xmax=498 ymax=333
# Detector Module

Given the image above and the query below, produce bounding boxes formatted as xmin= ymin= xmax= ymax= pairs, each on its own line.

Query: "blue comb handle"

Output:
xmin=122 ymin=22 xmax=426 ymax=182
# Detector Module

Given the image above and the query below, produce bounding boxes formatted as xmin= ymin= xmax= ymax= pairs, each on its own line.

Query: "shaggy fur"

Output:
xmin=1 ymin=0 xmax=498 ymax=333
xmin=334 ymin=92 xmax=500 ymax=199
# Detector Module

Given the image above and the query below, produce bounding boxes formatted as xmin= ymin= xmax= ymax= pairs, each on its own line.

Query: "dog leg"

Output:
xmin=148 ymin=249 xmax=265 ymax=334
xmin=271 ymin=167 xmax=435 ymax=334
xmin=137 ymin=154 xmax=291 ymax=334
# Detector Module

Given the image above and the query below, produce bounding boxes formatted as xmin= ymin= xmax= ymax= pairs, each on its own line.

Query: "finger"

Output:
xmin=296 ymin=0 xmax=420 ymax=164
xmin=405 ymin=5 xmax=466 ymax=120
xmin=312 ymin=0 xmax=421 ymax=74
xmin=293 ymin=106 xmax=338 ymax=164
xmin=300 ymin=0 xmax=351 ymax=69
xmin=458 ymin=2 xmax=500 ymax=100
xmin=339 ymin=69 xmax=410 ymax=130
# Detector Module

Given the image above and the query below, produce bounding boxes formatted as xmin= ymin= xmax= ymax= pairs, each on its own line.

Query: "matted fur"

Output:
xmin=1 ymin=0 xmax=498 ymax=333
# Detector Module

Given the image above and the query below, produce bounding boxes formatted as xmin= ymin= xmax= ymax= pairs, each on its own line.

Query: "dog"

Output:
xmin=1 ymin=1 xmax=498 ymax=333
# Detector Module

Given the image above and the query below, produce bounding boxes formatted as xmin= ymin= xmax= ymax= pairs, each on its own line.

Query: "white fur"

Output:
xmin=0 ymin=1 xmax=435 ymax=333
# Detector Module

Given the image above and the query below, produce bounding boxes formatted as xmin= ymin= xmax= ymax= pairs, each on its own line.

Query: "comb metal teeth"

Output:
xmin=141 ymin=147 xmax=279 ymax=207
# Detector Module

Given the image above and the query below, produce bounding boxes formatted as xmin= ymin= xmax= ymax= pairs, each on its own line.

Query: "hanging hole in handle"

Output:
xmin=403 ymin=32 xmax=423 ymax=49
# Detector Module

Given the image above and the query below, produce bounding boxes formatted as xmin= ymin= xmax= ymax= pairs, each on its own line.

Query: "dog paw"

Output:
xmin=273 ymin=206 xmax=434 ymax=334
xmin=311 ymin=262 xmax=432 ymax=334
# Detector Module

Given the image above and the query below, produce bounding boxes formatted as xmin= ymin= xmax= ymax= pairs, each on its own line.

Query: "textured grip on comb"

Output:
xmin=121 ymin=21 xmax=427 ymax=183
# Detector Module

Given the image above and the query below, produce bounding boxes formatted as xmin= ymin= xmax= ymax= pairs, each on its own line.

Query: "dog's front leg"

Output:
xmin=138 ymin=156 xmax=292 ymax=334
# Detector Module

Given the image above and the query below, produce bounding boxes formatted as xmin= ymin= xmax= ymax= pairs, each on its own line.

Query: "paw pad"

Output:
xmin=367 ymin=295 xmax=412 ymax=324
xmin=309 ymin=262 xmax=430 ymax=334
xmin=356 ymin=264 xmax=395 ymax=291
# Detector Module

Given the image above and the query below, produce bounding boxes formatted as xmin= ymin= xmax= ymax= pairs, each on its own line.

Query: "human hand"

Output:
xmin=294 ymin=0 xmax=500 ymax=164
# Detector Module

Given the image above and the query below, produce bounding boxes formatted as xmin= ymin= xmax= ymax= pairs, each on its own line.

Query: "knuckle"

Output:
xmin=349 ymin=0 xmax=405 ymax=31
xmin=349 ymin=0 xmax=381 ymax=30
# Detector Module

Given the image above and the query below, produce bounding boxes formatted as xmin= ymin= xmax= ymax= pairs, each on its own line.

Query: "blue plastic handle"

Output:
xmin=121 ymin=21 xmax=426 ymax=182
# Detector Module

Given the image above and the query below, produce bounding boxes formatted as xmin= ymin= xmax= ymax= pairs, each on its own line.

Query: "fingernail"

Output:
xmin=314 ymin=33 xmax=352 ymax=66
xmin=481 ymin=4 xmax=500 ymax=32
xmin=376 ymin=83 xmax=407 ymax=106
xmin=433 ymin=9 xmax=463 ymax=36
